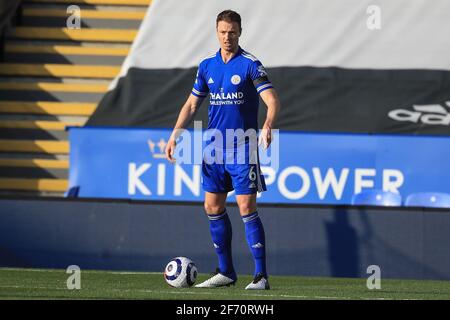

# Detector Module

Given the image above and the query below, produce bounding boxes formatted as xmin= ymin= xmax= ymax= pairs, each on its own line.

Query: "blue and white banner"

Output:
xmin=68 ymin=127 xmax=450 ymax=204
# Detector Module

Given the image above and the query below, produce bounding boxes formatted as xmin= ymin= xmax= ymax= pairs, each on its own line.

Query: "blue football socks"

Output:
xmin=242 ymin=211 xmax=267 ymax=278
xmin=207 ymin=210 xmax=236 ymax=279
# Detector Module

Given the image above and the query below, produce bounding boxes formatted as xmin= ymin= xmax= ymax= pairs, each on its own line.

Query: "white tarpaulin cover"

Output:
xmin=88 ymin=0 xmax=450 ymax=135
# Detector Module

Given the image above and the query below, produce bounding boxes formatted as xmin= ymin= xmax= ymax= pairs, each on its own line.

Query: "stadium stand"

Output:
xmin=404 ymin=192 xmax=450 ymax=208
xmin=0 ymin=0 xmax=150 ymax=196
xmin=78 ymin=0 xmax=450 ymax=208
xmin=351 ymin=190 xmax=402 ymax=207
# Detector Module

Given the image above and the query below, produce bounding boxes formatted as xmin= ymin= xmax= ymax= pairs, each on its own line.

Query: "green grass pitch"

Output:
xmin=0 ymin=268 xmax=449 ymax=300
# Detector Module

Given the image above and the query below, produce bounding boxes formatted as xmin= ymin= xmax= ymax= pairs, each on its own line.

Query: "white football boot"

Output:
xmin=195 ymin=268 xmax=237 ymax=288
xmin=245 ymin=273 xmax=270 ymax=290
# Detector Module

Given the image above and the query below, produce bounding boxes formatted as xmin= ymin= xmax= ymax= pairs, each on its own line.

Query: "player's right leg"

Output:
xmin=195 ymin=192 xmax=237 ymax=288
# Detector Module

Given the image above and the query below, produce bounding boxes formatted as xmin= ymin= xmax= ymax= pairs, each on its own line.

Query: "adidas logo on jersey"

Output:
xmin=208 ymin=77 xmax=214 ymax=84
xmin=249 ymin=182 xmax=256 ymax=188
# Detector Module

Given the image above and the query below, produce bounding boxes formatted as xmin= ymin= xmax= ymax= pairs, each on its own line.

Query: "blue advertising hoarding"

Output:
xmin=68 ymin=127 xmax=450 ymax=205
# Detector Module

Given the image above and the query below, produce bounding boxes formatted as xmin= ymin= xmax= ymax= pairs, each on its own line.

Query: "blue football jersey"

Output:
xmin=192 ymin=47 xmax=273 ymax=141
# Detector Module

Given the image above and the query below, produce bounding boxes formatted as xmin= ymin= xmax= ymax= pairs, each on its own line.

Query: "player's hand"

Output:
xmin=165 ymin=139 xmax=177 ymax=163
xmin=258 ymin=124 xmax=272 ymax=150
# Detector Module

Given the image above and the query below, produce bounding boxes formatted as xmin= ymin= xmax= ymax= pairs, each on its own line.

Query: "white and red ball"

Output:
xmin=164 ymin=257 xmax=198 ymax=288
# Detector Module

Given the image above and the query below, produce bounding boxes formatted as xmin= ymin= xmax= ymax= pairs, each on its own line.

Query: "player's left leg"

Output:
xmin=236 ymin=193 xmax=270 ymax=290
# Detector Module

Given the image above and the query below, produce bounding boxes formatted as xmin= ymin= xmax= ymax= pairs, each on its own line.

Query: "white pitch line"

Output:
xmin=0 ymin=285 xmax=68 ymax=291
xmin=108 ymin=272 xmax=163 ymax=275
xmin=0 ymin=268 xmax=162 ymax=275
xmin=0 ymin=268 xmax=58 ymax=272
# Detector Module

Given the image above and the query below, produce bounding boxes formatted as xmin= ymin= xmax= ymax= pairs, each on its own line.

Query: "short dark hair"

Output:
xmin=216 ymin=10 xmax=242 ymax=32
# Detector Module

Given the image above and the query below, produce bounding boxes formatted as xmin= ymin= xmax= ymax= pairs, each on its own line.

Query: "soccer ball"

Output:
xmin=164 ymin=257 xmax=198 ymax=288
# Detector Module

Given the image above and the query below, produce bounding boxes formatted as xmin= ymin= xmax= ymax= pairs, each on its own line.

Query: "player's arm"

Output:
xmin=249 ymin=60 xmax=281 ymax=149
xmin=165 ymin=94 xmax=204 ymax=163
xmin=259 ymin=88 xmax=281 ymax=149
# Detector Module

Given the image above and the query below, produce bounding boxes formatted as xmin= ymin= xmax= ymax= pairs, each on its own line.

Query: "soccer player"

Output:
xmin=165 ymin=10 xmax=280 ymax=290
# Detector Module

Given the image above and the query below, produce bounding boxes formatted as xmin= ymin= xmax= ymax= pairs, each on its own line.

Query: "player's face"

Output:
xmin=216 ymin=20 xmax=241 ymax=53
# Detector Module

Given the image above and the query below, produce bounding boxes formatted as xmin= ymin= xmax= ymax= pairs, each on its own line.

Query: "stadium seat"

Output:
xmin=351 ymin=190 xmax=402 ymax=207
xmin=404 ymin=192 xmax=450 ymax=208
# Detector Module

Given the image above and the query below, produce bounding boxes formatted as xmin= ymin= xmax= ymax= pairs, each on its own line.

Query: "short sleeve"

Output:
xmin=192 ymin=62 xmax=209 ymax=98
xmin=249 ymin=60 xmax=274 ymax=94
